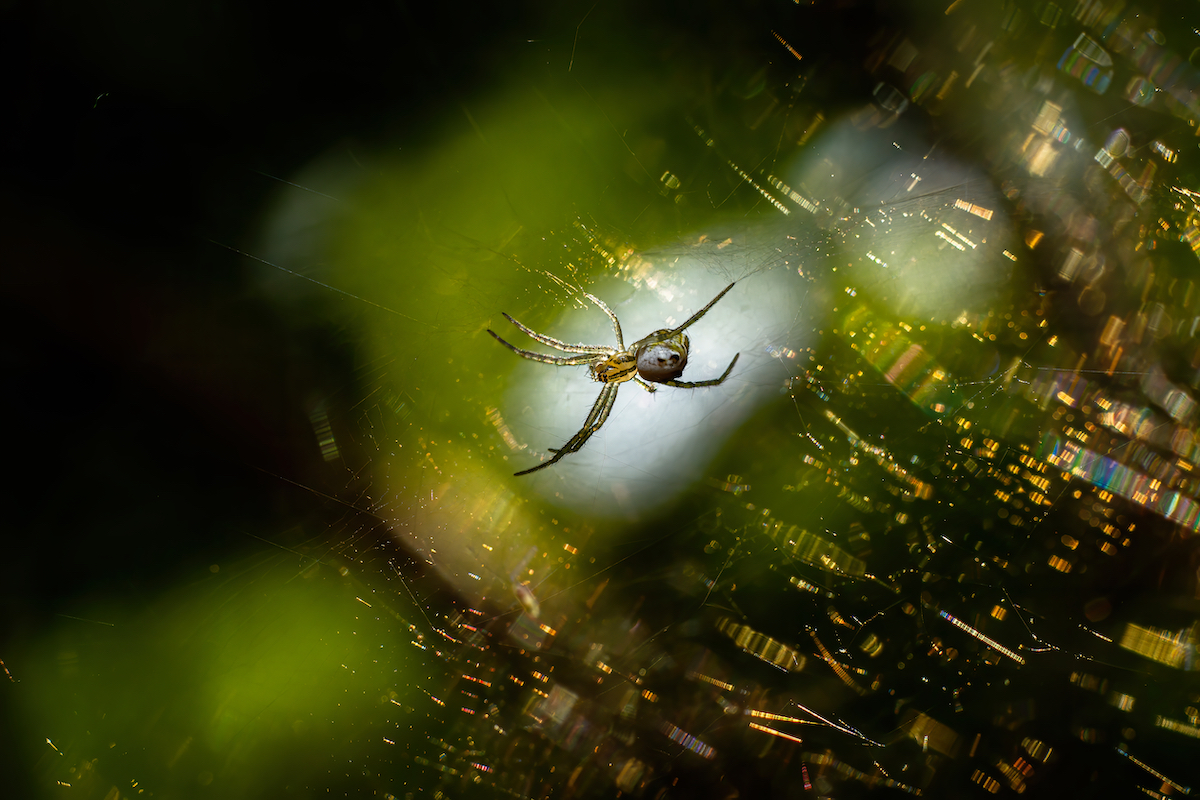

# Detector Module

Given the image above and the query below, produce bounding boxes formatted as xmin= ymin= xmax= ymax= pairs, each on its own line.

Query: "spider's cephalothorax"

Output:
xmin=487 ymin=283 xmax=739 ymax=475
xmin=590 ymin=351 xmax=638 ymax=384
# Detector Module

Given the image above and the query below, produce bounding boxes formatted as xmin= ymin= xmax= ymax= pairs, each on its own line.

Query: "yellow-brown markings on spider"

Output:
xmin=487 ymin=283 xmax=739 ymax=476
xmin=591 ymin=352 xmax=638 ymax=384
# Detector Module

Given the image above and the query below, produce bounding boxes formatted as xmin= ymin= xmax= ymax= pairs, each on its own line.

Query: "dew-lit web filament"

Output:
xmin=787 ymin=700 xmax=882 ymax=747
xmin=660 ymin=720 xmax=715 ymax=759
xmin=1115 ymin=744 xmax=1191 ymax=795
xmin=810 ymin=630 xmax=868 ymax=696
xmin=748 ymin=722 xmax=803 ymax=744
xmin=938 ymin=610 xmax=1025 ymax=665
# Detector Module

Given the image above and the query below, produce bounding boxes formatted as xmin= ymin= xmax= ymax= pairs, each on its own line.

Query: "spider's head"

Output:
xmin=636 ymin=332 xmax=689 ymax=383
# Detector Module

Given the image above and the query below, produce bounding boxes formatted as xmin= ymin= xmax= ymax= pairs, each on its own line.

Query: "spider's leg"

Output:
xmin=556 ymin=383 xmax=619 ymax=453
xmin=502 ymin=313 xmax=613 ymax=354
xmin=514 ymin=452 xmax=568 ymax=476
xmin=633 ymin=376 xmax=658 ymax=393
xmin=659 ymin=352 xmax=740 ymax=389
xmin=584 ymin=293 xmax=624 ymax=350
xmin=667 ymin=282 xmax=736 ymax=336
xmin=514 ymin=384 xmax=619 ymax=475
xmin=488 ymin=330 xmax=609 ymax=366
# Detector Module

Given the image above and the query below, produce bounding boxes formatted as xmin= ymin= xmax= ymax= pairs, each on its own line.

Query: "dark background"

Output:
xmin=1 ymin=0 xmax=563 ymax=787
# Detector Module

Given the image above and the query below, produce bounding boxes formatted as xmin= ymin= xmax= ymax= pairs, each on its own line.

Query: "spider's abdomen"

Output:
xmin=636 ymin=332 xmax=689 ymax=383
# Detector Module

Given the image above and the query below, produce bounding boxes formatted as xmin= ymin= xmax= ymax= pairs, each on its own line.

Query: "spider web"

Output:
xmin=241 ymin=92 xmax=1198 ymax=795
xmin=15 ymin=2 xmax=1200 ymax=798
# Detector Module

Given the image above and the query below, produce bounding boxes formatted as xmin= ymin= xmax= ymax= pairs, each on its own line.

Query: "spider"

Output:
xmin=488 ymin=282 xmax=739 ymax=475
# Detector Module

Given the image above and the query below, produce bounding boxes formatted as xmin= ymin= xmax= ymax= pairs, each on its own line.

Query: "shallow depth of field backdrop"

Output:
xmin=4 ymin=1 xmax=1200 ymax=798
